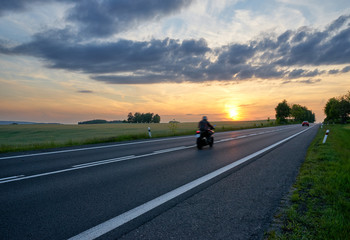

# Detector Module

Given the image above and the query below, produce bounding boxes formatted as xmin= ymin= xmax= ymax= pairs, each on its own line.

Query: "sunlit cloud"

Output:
xmin=1 ymin=14 xmax=349 ymax=85
xmin=0 ymin=0 xmax=350 ymax=123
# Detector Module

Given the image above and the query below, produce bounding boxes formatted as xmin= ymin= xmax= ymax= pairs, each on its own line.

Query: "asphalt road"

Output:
xmin=0 ymin=124 xmax=319 ymax=240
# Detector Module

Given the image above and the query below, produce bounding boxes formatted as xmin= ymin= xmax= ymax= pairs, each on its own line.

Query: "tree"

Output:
xmin=133 ymin=112 xmax=142 ymax=123
xmin=291 ymin=104 xmax=315 ymax=123
xmin=168 ymin=119 xmax=178 ymax=135
xmin=324 ymin=91 xmax=350 ymax=123
xmin=275 ymin=100 xmax=291 ymax=123
xmin=152 ymin=114 xmax=161 ymax=123
xmin=143 ymin=113 xmax=154 ymax=123
xmin=78 ymin=119 xmax=108 ymax=124
xmin=339 ymin=97 xmax=350 ymax=123
xmin=291 ymin=104 xmax=305 ymax=122
xmin=127 ymin=112 xmax=134 ymax=123
xmin=324 ymin=98 xmax=341 ymax=123
xmin=126 ymin=112 xmax=161 ymax=123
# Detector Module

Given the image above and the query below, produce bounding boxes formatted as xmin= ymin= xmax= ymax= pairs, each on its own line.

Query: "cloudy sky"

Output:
xmin=0 ymin=0 xmax=349 ymax=123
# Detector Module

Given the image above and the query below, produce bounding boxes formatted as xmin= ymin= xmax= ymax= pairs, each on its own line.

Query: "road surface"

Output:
xmin=0 ymin=124 xmax=319 ymax=239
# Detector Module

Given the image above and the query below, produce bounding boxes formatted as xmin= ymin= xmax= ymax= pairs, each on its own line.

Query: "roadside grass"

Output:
xmin=0 ymin=120 xmax=274 ymax=153
xmin=266 ymin=124 xmax=350 ymax=240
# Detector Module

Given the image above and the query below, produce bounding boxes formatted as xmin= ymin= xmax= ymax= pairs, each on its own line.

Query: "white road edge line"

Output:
xmin=68 ymin=126 xmax=314 ymax=240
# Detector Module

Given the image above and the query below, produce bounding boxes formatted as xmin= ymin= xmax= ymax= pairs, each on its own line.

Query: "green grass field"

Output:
xmin=0 ymin=120 xmax=274 ymax=153
xmin=266 ymin=124 xmax=350 ymax=239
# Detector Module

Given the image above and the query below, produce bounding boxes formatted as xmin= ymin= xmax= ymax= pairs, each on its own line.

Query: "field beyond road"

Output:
xmin=0 ymin=120 xmax=273 ymax=153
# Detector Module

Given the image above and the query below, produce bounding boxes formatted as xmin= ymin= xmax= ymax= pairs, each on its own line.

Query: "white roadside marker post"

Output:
xmin=322 ymin=130 xmax=329 ymax=144
xmin=148 ymin=127 xmax=152 ymax=138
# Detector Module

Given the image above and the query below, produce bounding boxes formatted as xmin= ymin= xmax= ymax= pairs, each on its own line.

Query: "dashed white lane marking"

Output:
xmin=0 ymin=126 xmax=297 ymax=160
xmin=68 ymin=126 xmax=313 ymax=240
xmin=153 ymin=146 xmax=188 ymax=154
xmin=0 ymin=175 xmax=25 ymax=183
xmin=0 ymin=136 xmax=195 ymax=160
xmin=0 ymin=126 xmax=302 ymax=184
xmin=72 ymin=155 xmax=137 ymax=168
xmin=0 ymin=146 xmax=193 ymax=184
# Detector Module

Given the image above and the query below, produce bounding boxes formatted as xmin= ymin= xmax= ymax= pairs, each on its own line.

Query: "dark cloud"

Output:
xmin=342 ymin=66 xmax=350 ymax=73
xmin=287 ymin=69 xmax=325 ymax=79
xmin=2 ymin=32 xmax=211 ymax=83
xmin=0 ymin=0 xmax=73 ymax=16
xmin=273 ymin=15 xmax=350 ymax=66
xmin=77 ymin=90 xmax=94 ymax=93
xmin=328 ymin=69 xmax=339 ymax=74
xmin=0 ymin=14 xmax=350 ymax=84
xmin=282 ymin=79 xmax=322 ymax=85
xmin=299 ymin=79 xmax=322 ymax=84
xmin=0 ymin=0 xmax=45 ymax=15
xmin=328 ymin=65 xmax=350 ymax=74
xmin=67 ymin=0 xmax=194 ymax=37
xmin=1 ymin=0 xmax=193 ymax=38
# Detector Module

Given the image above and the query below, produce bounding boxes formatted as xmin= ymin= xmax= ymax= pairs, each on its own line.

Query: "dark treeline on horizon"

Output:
xmin=127 ymin=112 xmax=161 ymax=123
xmin=78 ymin=112 xmax=161 ymax=124
xmin=78 ymin=119 xmax=126 ymax=124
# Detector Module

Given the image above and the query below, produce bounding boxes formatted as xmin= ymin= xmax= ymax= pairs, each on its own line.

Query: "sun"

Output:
xmin=225 ymin=104 xmax=240 ymax=120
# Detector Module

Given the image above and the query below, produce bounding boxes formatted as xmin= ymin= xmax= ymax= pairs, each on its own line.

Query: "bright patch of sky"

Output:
xmin=0 ymin=0 xmax=349 ymax=123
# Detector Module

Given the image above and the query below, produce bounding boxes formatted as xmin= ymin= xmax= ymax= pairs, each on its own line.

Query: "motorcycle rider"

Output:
xmin=198 ymin=116 xmax=215 ymax=138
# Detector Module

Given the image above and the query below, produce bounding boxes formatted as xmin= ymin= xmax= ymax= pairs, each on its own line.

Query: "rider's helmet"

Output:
xmin=202 ymin=116 xmax=207 ymax=120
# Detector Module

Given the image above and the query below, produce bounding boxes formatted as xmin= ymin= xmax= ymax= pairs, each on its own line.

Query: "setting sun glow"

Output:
xmin=226 ymin=104 xmax=240 ymax=120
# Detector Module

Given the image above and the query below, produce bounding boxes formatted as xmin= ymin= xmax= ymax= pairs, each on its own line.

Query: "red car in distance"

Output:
xmin=302 ymin=121 xmax=309 ymax=126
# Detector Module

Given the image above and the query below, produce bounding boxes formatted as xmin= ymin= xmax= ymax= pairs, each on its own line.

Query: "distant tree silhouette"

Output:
xmin=275 ymin=100 xmax=315 ymax=123
xmin=275 ymin=100 xmax=291 ymax=123
xmin=127 ymin=112 xmax=134 ymax=123
xmin=291 ymin=104 xmax=315 ymax=123
xmin=78 ymin=119 xmax=108 ymax=124
xmin=126 ymin=112 xmax=161 ymax=123
xmin=153 ymin=114 xmax=161 ymax=123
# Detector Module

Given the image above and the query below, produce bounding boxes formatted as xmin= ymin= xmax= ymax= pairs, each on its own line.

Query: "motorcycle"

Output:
xmin=196 ymin=129 xmax=214 ymax=149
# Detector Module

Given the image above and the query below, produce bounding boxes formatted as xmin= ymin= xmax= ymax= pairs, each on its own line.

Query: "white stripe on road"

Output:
xmin=0 ymin=136 xmax=194 ymax=160
xmin=0 ymin=126 xmax=303 ymax=184
xmin=68 ymin=126 xmax=313 ymax=240
xmin=0 ymin=126 xmax=296 ymax=160
xmin=72 ymin=155 xmax=136 ymax=168
xmin=153 ymin=146 xmax=188 ymax=154
xmin=0 ymin=175 xmax=25 ymax=183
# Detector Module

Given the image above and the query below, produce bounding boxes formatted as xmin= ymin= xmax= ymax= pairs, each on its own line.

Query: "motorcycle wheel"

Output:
xmin=196 ymin=138 xmax=202 ymax=150
xmin=209 ymin=137 xmax=214 ymax=147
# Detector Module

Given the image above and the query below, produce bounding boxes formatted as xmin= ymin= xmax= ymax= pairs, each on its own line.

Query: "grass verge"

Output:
xmin=266 ymin=124 xmax=350 ymax=239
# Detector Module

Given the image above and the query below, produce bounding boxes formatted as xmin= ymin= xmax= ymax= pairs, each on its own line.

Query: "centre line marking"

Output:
xmin=0 ymin=126 xmax=306 ymax=184
xmin=0 ymin=126 xmax=298 ymax=160
xmin=0 ymin=175 xmax=25 ymax=183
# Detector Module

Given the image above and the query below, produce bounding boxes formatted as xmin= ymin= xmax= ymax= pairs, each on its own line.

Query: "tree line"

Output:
xmin=127 ymin=112 xmax=160 ymax=123
xmin=324 ymin=91 xmax=350 ymax=123
xmin=275 ymin=100 xmax=316 ymax=123
xmin=78 ymin=119 xmax=127 ymax=124
xmin=78 ymin=112 xmax=161 ymax=124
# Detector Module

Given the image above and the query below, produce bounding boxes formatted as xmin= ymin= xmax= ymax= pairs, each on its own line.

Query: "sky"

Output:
xmin=0 ymin=0 xmax=350 ymax=124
